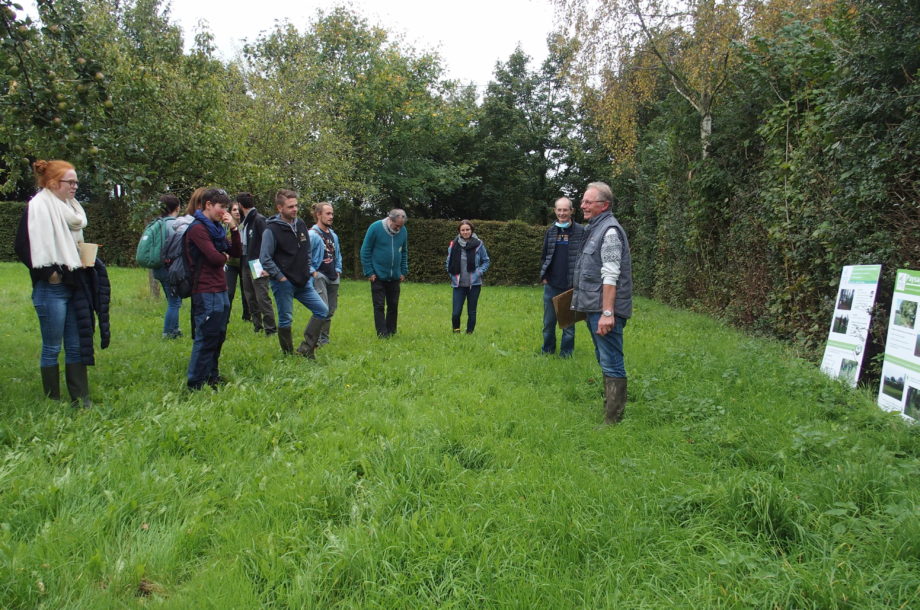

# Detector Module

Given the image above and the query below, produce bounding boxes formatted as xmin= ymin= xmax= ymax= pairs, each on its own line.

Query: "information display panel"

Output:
xmin=877 ymin=269 xmax=920 ymax=421
xmin=820 ymin=265 xmax=881 ymax=386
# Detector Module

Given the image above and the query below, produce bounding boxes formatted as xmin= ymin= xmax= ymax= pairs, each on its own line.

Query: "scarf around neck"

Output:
xmin=193 ymin=209 xmax=230 ymax=252
xmin=27 ymin=188 xmax=87 ymax=270
xmin=449 ymin=233 xmax=480 ymax=275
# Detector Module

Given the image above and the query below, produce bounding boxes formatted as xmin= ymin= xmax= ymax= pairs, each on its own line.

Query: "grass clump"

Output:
xmin=0 ymin=263 xmax=918 ymax=607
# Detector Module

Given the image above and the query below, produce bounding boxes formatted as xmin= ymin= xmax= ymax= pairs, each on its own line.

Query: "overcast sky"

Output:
xmin=168 ymin=0 xmax=558 ymax=90
xmin=19 ymin=1 xmax=558 ymax=88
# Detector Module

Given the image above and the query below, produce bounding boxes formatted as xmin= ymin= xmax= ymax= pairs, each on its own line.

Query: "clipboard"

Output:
xmin=552 ymin=288 xmax=586 ymax=329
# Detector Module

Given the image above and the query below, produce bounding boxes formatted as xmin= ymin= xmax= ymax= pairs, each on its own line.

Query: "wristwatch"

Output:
xmin=602 ymin=310 xmax=614 ymax=317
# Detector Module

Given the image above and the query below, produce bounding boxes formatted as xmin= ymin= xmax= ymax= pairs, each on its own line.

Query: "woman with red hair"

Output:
xmin=15 ymin=159 xmax=106 ymax=407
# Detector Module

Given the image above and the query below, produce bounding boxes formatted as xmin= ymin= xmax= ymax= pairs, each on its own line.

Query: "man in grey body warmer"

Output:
xmin=571 ymin=182 xmax=633 ymax=424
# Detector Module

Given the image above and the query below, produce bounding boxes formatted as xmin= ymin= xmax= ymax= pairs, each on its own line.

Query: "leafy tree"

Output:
xmin=0 ymin=0 xmax=236 ymax=211
xmin=467 ymin=39 xmax=599 ymax=223
xmin=239 ymin=8 xmax=477 ymax=217
xmin=234 ymin=22 xmax=358 ymax=205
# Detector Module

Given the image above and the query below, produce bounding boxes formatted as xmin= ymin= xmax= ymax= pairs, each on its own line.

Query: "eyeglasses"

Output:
xmin=60 ymin=179 xmax=80 ymax=187
xmin=581 ymin=199 xmax=607 ymax=205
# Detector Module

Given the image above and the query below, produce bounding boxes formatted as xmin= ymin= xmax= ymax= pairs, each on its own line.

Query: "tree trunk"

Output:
xmin=700 ymin=111 xmax=712 ymax=159
xmin=148 ymin=269 xmax=160 ymax=298
xmin=352 ymin=199 xmax=362 ymax=279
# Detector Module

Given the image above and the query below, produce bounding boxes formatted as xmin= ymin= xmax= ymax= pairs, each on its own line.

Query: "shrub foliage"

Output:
xmin=2 ymin=202 xmax=549 ymax=285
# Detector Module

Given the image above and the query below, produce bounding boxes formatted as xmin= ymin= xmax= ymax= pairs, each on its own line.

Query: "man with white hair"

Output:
xmin=360 ymin=209 xmax=408 ymax=338
xmin=540 ymin=196 xmax=585 ymax=357
xmin=572 ymin=182 xmax=633 ymax=424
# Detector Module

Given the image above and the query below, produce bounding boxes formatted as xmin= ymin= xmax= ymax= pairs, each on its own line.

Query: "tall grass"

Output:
xmin=1 ymin=262 xmax=918 ymax=607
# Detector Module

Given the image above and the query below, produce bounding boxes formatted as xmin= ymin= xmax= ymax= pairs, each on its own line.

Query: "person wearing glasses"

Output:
xmin=540 ymin=197 xmax=585 ymax=357
xmin=14 ymin=159 xmax=110 ymax=407
xmin=183 ymin=188 xmax=241 ymax=390
xmin=571 ymin=182 xmax=633 ymax=425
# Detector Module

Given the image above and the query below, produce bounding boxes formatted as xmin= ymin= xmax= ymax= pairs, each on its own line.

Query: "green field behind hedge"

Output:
xmin=1 ymin=263 xmax=919 ymax=607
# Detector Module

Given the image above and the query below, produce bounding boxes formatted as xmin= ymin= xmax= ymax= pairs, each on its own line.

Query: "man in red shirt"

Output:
xmin=184 ymin=188 xmax=241 ymax=390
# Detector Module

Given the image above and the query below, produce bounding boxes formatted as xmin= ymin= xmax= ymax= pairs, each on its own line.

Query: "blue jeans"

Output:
xmin=452 ymin=285 xmax=481 ymax=332
xmin=187 ymin=291 xmax=230 ymax=388
xmin=586 ymin=313 xmax=627 ymax=378
xmin=542 ymin=284 xmax=575 ymax=356
xmin=153 ymin=266 xmax=182 ymax=337
xmin=270 ymin=278 xmax=329 ymax=329
xmin=32 ymin=280 xmax=81 ymax=367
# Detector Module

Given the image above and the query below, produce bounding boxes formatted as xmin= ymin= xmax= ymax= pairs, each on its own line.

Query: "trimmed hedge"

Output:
xmin=1 ymin=199 xmax=137 ymax=267
xmin=0 ymin=201 xmax=21 ymax=263
xmin=1 ymin=201 xmax=550 ymax=286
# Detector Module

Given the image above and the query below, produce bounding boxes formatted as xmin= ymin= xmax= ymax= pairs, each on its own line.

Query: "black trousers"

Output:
xmin=240 ymin=257 xmax=277 ymax=333
xmin=371 ymin=279 xmax=400 ymax=337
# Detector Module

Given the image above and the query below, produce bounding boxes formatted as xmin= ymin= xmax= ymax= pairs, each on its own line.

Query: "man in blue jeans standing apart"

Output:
xmin=540 ymin=196 xmax=585 ymax=357
xmin=572 ymin=182 xmax=633 ymax=424
xmin=260 ymin=189 xmax=329 ymax=359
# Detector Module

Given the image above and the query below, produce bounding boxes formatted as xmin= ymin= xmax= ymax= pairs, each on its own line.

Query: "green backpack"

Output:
xmin=135 ymin=217 xmax=167 ymax=268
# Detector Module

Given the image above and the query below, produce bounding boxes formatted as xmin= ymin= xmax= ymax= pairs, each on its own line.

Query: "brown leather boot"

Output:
xmin=603 ymin=376 xmax=627 ymax=424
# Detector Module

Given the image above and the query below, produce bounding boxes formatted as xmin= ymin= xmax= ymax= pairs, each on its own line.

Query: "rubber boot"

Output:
xmin=41 ymin=365 xmax=60 ymax=400
xmin=65 ymin=363 xmax=92 ymax=408
xmin=278 ymin=327 xmax=294 ymax=354
xmin=296 ymin=317 xmax=324 ymax=360
xmin=603 ymin=376 xmax=627 ymax=425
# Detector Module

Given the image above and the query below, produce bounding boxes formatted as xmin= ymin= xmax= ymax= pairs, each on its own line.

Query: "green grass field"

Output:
xmin=1 ymin=263 xmax=918 ymax=608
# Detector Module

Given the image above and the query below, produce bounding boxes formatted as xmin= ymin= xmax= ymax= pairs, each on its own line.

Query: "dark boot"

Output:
xmin=296 ymin=317 xmax=324 ymax=360
xmin=278 ymin=327 xmax=294 ymax=354
xmin=65 ymin=363 xmax=92 ymax=408
xmin=41 ymin=365 xmax=60 ymax=400
xmin=603 ymin=376 xmax=627 ymax=425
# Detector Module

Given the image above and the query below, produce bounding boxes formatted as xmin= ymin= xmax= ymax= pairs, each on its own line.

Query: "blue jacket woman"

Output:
xmin=445 ymin=220 xmax=490 ymax=333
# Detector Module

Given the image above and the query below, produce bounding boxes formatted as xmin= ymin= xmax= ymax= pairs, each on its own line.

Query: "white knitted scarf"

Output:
xmin=27 ymin=188 xmax=87 ymax=270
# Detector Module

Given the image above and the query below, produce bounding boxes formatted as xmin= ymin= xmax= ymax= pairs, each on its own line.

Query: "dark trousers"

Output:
xmin=224 ymin=265 xmax=239 ymax=320
xmin=452 ymin=284 xmax=481 ymax=333
xmin=542 ymin=283 xmax=575 ymax=356
xmin=187 ymin=292 xmax=230 ymax=389
xmin=240 ymin=258 xmax=277 ymax=333
xmin=371 ymin=279 xmax=400 ymax=337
